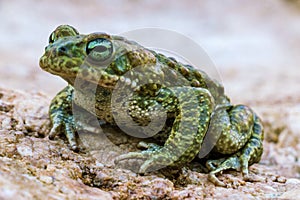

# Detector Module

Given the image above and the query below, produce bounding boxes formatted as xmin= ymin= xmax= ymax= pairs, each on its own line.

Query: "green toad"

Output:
xmin=39 ymin=25 xmax=264 ymax=186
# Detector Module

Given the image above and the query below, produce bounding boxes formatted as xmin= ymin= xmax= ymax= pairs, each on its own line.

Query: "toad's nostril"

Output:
xmin=59 ymin=46 xmax=67 ymax=52
xmin=57 ymin=46 xmax=68 ymax=56
xmin=45 ymin=44 xmax=52 ymax=51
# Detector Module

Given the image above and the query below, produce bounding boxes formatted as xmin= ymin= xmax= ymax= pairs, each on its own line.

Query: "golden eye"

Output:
xmin=86 ymin=38 xmax=113 ymax=63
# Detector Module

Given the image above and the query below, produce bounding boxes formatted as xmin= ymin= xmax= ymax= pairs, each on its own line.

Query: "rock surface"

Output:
xmin=0 ymin=87 xmax=299 ymax=199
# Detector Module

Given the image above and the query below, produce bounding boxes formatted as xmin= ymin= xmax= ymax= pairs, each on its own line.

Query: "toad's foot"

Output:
xmin=49 ymin=110 xmax=79 ymax=151
xmin=206 ymin=154 xmax=264 ymax=187
xmin=115 ymin=141 xmax=178 ymax=173
xmin=206 ymin=155 xmax=241 ymax=187
xmin=114 ymin=148 xmax=170 ymax=173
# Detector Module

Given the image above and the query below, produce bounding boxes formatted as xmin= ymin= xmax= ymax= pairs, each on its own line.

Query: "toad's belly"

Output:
xmin=73 ymin=86 xmax=115 ymax=124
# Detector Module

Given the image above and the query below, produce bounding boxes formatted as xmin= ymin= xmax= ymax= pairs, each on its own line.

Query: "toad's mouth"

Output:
xmin=40 ymin=50 xmax=149 ymax=91
xmin=40 ymin=55 xmax=80 ymax=76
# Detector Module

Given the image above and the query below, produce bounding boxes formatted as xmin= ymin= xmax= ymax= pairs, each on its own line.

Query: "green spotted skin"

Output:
xmin=40 ymin=25 xmax=264 ymax=186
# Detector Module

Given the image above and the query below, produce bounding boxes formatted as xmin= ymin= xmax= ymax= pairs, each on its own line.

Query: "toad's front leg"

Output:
xmin=114 ymin=87 xmax=214 ymax=173
xmin=48 ymin=85 xmax=104 ymax=151
xmin=48 ymin=85 xmax=80 ymax=151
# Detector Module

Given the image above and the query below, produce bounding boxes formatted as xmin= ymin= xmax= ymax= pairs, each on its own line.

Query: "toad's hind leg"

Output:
xmin=206 ymin=105 xmax=264 ymax=186
xmin=114 ymin=87 xmax=214 ymax=173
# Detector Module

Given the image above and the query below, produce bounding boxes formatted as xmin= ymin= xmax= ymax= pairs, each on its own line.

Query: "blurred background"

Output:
xmin=1 ymin=0 xmax=300 ymax=104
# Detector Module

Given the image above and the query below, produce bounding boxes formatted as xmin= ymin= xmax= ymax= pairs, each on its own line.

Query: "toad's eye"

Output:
xmin=86 ymin=38 xmax=113 ymax=63
xmin=48 ymin=25 xmax=79 ymax=44
xmin=49 ymin=32 xmax=56 ymax=44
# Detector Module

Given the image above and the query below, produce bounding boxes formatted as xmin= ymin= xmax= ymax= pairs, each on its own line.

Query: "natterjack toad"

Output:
xmin=40 ymin=25 xmax=264 ymax=186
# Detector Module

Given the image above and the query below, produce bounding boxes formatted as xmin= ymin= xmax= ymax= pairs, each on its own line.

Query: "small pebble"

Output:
xmin=17 ymin=145 xmax=33 ymax=157
xmin=39 ymin=175 xmax=54 ymax=184
xmin=277 ymin=176 xmax=287 ymax=183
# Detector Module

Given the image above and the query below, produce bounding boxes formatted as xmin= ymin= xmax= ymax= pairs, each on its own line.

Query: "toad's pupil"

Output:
xmin=94 ymin=45 xmax=107 ymax=52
